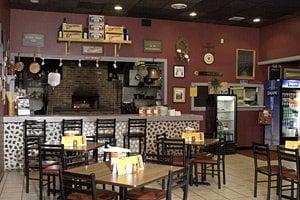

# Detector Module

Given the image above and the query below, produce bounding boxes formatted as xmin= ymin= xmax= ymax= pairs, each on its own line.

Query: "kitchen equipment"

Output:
xmin=29 ymin=55 xmax=40 ymax=74
xmin=48 ymin=72 xmax=61 ymax=87
xmin=14 ymin=53 xmax=24 ymax=72
xmin=147 ymin=67 xmax=159 ymax=79
xmin=160 ymin=106 xmax=168 ymax=116
xmin=143 ymin=76 xmax=154 ymax=85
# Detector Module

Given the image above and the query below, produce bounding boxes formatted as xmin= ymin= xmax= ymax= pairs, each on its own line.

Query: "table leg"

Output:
xmin=85 ymin=153 xmax=89 ymax=165
xmin=119 ymin=187 xmax=127 ymax=200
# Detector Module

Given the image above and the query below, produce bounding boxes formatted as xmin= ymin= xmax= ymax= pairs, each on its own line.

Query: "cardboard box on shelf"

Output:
xmin=62 ymin=23 xmax=83 ymax=32
xmin=63 ymin=31 xmax=82 ymax=39
xmin=88 ymin=23 xmax=105 ymax=31
xmin=88 ymin=30 xmax=104 ymax=39
xmin=88 ymin=15 xmax=105 ymax=23
xmin=105 ymin=25 xmax=124 ymax=34
xmin=105 ymin=33 xmax=124 ymax=41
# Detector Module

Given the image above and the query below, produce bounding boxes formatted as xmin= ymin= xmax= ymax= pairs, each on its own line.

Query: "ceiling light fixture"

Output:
xmin=189 ymin=12 xmax=197 ymax=17
xmin=253 ymin=18 xmax=261 ymax=23
xmin=228 ymin=16 xmax=245 ymax=21
xmin=59 ymin=58 xmax=63 ymax=67
xmin=78 ymin=59 xmax=82 ymax=68
xmin=171 ymin=3 xmax=187 ymax=10
xmin=30 ymin=0 xmax=39 ymax=3
xmin=114 ymin=5 xmax=123 ymax=11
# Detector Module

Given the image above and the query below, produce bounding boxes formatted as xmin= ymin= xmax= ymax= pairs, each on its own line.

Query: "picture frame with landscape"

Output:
xmin=173 ymin=87 xmax=186 ymax=103
xmin=236 ymin=49 xmax=255 ymax=80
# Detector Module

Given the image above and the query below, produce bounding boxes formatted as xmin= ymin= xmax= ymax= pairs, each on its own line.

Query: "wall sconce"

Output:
xmin=175 ymin=37 xmax=190 ymax=63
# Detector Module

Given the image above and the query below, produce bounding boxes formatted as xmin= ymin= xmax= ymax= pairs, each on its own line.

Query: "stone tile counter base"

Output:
xmin=3 ymin=114 xmax=202 ymax=170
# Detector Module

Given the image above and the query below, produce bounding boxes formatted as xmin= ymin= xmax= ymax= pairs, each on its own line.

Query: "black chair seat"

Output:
xmin=127 ymin=187 xmax=166 ymax=200
xmin=29 ymin=160 xmax=58 ymax=169
xmin=67 ymin=189 xmax=118 ymax=200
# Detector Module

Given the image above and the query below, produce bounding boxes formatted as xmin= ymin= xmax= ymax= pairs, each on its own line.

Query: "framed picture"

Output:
xmin=82 ymin=45 xmax=104 ymax=55
xmin=173 ymin=87 xmax=186 ymax=103
xmin=236 ymin=49 xmax=255 ymax=80
xmin=143 ymin=40 xmax=162 ymax=53
xmin=173 ymin=65 xmax=185 ymax=78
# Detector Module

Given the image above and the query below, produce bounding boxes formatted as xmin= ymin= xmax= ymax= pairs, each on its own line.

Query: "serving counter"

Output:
xmin=3 ymin=114 xmax=203 ymax=170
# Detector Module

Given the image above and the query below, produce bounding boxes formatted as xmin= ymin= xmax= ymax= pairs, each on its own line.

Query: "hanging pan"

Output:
xmin=14 ymin=53 xmax=24 ymax=72
xmin=29 ymin=54 xmax=40 ymax=74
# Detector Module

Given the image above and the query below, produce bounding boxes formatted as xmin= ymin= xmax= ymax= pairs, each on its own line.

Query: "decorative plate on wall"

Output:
xmin=204 ymin=52 xmax=214 ymax=65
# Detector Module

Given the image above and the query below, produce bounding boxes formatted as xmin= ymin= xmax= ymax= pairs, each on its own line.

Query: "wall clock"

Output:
xmin=204 ymin=52 xmax=214 ymax=65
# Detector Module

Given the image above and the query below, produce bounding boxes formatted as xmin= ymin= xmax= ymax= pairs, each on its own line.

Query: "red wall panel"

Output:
xmin=260 ymin=17 xmax=300 ymax=61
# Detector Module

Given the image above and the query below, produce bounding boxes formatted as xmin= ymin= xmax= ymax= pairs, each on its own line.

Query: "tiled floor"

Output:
xmin=0 ymin=154 xmax=286 ymax=200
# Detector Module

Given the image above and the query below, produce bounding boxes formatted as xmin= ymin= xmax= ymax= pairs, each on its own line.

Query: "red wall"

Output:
xmin=10 ymin=9 xmax=267 ymax=147
xmin=0 ymin=0 xmax=10 ymax=181
xmin=260 ymin=17 xmax=300 ymax=61
xmin=0 ymin=0 xmax=10 ymax=41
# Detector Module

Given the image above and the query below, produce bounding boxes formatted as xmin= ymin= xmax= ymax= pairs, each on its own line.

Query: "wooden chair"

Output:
xmin=62 ymin=119 xmax=83 ymax=136
xmin=156 ymin=132 xmax=166 ymax=161
xmin=277 ymin=146 xmax=300 ymax=200
xmin=39 ymin=143 xmax=65 ymax=200
xmin=193 ymin=138 xmax=226 ymax=189
xmin=60 ymin=171 xmax=118 ymax=200
xmin=96 ymin=119 xmax=116 ymax=161
xmin=252 ymin=143 xmax=279 ymax=200
xmin=126 ymin=165 xmax=190 ymax=200
xmin=123 ymin=118 xmax=147 ymax=157
xmin=62 ymin=119 xmax=86 ymax=167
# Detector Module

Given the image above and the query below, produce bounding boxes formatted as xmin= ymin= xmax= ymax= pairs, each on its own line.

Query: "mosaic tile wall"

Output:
xmin=4 ymin=120 xmax=199 ymax=170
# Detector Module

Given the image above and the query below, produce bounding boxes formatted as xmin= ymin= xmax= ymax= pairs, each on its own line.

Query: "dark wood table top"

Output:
xmin=45 ymin=142 xmax=104 ymax=152
xmin=66 ymin=162 xmax=183 ymax=188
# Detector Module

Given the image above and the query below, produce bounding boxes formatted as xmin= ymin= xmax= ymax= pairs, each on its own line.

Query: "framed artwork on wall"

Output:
xmin=173 ymin=65 xmax=185 ymax=78
xmin=236 ymin=49 xmax=255 ymax=80
xmin=173 ymin=87 xmax=186 ymax=103
xmin=143 ymin=40 xmax=162 ymax=53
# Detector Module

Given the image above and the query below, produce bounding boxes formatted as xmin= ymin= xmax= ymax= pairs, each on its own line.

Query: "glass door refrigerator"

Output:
xmin=206 ymin=94 xmax=237 ymax=153
xmin=265 ymin=80 xmax=300 ymax=145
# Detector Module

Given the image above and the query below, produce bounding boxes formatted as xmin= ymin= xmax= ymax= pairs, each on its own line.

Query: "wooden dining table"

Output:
xmin=66 ymin=162 xmax=183 ymax=200
xmin=45 ymin=141 xmax=104 ymax=164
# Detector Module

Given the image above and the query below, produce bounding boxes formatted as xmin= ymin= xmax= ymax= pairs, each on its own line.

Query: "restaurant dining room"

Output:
xmin=1 ymin=0 xmax=300 ymax=200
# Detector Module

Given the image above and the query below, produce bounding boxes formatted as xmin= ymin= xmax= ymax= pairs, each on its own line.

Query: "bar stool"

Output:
xmin=24 ymin=120 xmax=49 ymax=193
xmin=123 ymin=118 xmax=147 ymax=157
xmin=61 ymin=119 xmax=84 ymax=168
xmin=24 ymin=119 xmax=46 ymax=141
xmin=62 ymin=119 xmax=83 ymax=136
xmin=96 ymin=119 xmax=116 ymax=161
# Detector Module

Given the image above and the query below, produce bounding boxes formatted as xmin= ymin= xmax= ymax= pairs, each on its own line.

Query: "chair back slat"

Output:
xmin=39 ymin=143 xmax=65 ymax=169
xmin=252 ymin=143 xmax=271 ymax=172
xmin=156 ymin=132 xmax=167 ymax=160
xmin=162 ymin=138 xmax=186 ymax=166
xmin=60 ymin=171 xmax=96 ymax=200
xmin=96 ymin=119 xmax=116 ymax=143
xmin=128 ymin=118 xmax=147 ymax=136
xmin=62 ymin=119 xmax=83 ymax=136
xmin=166 ymin=166 xmax=190 ymax=200
xmin=24 ymin=120 xmax=46 ymax=142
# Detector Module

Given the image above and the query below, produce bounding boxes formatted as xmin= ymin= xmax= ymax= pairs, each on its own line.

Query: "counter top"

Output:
xmin=3 ymin=114 xmax=203 ymax=123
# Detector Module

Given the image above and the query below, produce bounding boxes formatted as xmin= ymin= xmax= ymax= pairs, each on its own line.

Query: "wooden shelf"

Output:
xmin=57 ymin=37 xmax=132 ymax=55
xmin=57 ymin=37 xmax=132 ymax=45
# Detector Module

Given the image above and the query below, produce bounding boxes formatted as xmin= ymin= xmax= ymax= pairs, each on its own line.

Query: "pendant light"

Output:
xmin=148 ymin=67 xmax=159 ymax=79
xmin=96 ymin=59 xmax=99 ymax=68
xmin=78 ymin=59 xmax=82 ymax=67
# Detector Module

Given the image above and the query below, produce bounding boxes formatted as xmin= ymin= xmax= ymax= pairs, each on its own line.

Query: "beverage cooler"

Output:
xmin=265 ymin=80 xmax=300 ymax=145
xmin=206 ymin=94 xmax=237 ymax=153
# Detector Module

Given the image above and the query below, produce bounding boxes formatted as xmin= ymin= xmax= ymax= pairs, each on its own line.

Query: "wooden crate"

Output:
xmin=62 ymin=23 xmax=83 ymax=32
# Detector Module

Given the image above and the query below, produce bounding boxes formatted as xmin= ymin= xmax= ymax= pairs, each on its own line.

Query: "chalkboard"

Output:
xmin=236 ymin=49 xmax=255 ymax=80
xmin=191 ymin=85 xmax=209 ymax=111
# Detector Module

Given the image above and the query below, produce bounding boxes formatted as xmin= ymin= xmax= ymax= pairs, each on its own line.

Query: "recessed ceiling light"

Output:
xmin=228 ymin=16 xmax=245 ymax=21
xmin=30 ymin=0 xmax=39 ymax=3
xmin=253 ymin=18 xmax=261 ymax=23
xmin=114 ymin=5 xmax=123 ymax=11
xmin=189 ymin=12 xmax=197 ymax=17
xmin=171 ymin=3 xmax=187 ymax=10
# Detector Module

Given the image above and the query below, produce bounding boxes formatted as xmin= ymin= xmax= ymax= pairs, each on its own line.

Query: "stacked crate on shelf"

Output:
xmin=62 ymin=23 xmax=83 ymax=39
xmin=88 ymin=15 xmax=105 ymax=40
xmin=105 ymin=25 xmax=124 ymax=41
